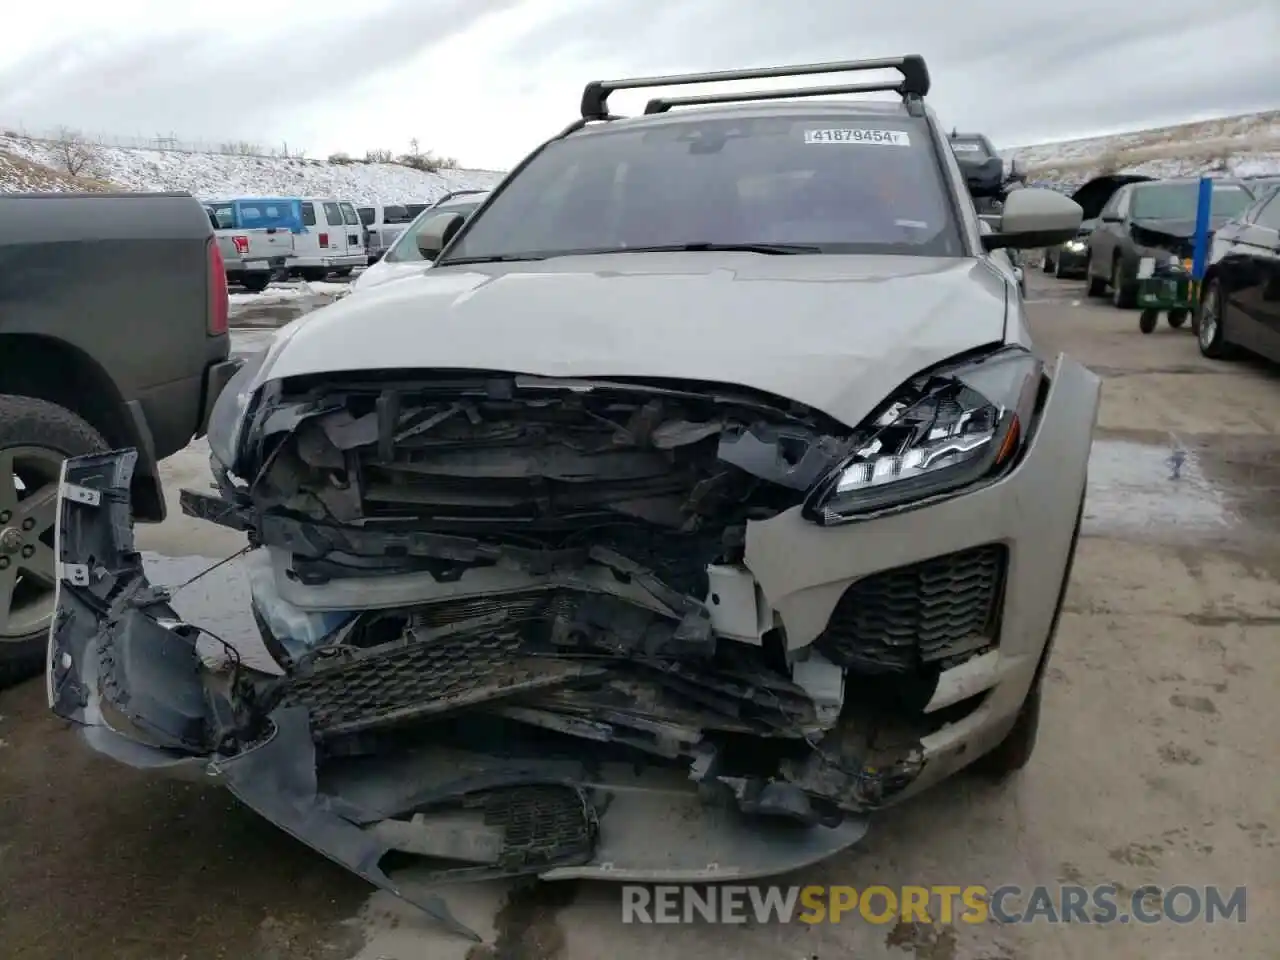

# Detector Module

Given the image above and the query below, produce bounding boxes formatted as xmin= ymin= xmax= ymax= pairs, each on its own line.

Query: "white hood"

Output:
xmin=264 ymin=252 xmax=1009 ymax=428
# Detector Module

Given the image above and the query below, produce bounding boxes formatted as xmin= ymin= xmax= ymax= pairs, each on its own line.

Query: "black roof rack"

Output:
xmin=580 ymin=55 xmax=930 ymax=122
xmin=644 ymin=79 xmax=915 ymax=115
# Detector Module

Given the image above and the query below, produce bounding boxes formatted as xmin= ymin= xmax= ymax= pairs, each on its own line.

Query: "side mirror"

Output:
xmin=415 ymin=212 xmax=466 ymax=260
xmin=981 ymin=188 xmax=1082 ymax=252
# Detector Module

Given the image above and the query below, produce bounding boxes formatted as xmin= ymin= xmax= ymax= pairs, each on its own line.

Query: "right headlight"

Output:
xmin=207 ymin=349 xmax=265 ymax=472
xmin=206 ymin=319 xmax=307 ymax=474
xmin=803 ymin=347 xmax=1043 ymax=525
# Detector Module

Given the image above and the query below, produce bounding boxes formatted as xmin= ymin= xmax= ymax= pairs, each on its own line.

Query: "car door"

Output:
xmin=321 ymin=201 xmax=346 ymax=259
xmin=299 ymin=200 xmax=320 ymax=260
xmin=1089 ymin=189 xmax=1125 ymax=276
xmin=339 ymin=202 xmax=365 ymax=259
xmin=1228 ymin=191 xmax=1280 ymax=357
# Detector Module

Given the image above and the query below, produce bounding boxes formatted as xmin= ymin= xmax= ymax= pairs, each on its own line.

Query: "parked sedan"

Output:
xmin=1196 ymin=185 xmax=1280 ymax=360
xmin=1085 ymin=177 xmax=1255 ymax=308
xmin=1042 ymin=218 xmax=1097 ymax=278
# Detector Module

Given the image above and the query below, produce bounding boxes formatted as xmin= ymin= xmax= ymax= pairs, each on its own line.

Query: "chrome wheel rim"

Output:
xmin=1199 ymin=289 xmax=1218 ymax=348
xmin=0 ymin=446 xmax=63 ymax=640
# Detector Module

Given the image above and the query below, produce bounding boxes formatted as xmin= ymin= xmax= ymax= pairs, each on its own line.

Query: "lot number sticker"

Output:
xmin=804 ymin=128 xmax=911 ymax=146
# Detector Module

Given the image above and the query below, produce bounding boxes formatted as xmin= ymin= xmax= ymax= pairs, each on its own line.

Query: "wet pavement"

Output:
xmin=2 ymin=270 xmax=1279 ymax=960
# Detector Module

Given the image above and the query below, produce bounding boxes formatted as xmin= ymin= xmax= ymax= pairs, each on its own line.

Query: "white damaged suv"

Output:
xmin=49 ymin=56 xmax=1095 ymax=939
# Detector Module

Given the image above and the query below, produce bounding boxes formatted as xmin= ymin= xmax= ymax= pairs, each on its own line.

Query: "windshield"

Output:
xmin=235 ymin=198 xmax=300 ymax=230
xmin=441 ymin=113 xmax=961 ymax=263
xmin=1131 ymin=183 xmax=1253 ymax=220
xmin=384 ymin=200 xmax=485 ymax=263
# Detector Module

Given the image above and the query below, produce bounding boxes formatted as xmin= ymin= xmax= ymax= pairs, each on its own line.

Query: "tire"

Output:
xmin=0 ymin=395 xmax=108 ymax=688
xmin=240 ymin=273 xmax=271 ymax=293
xmin=974 ymin=495 xmax=1083 ymax=779
xmin=1139 ymin=310 xmax=1158 ymax=334
xmin=333 ymin=267 xmax=354 ymax=278
xmin=1197 ymin=278 xmax=1234 ymax=360
xmin=1167 ymin=309 xmax=1188 ymax=329
xmin=301 ymin=268 xmax=328 ymax=283
xmin=1111 ymin=256 xmax=1135 ymax=309
xmin=1085 ymin=250 xmax=1107 ymax=297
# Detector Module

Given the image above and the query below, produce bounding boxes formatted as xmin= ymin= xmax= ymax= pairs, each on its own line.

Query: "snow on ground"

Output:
xmin=227 ymin=279 xmax=352 ymax=306
xmin=0 ymin=134 xmax=503 ymax=203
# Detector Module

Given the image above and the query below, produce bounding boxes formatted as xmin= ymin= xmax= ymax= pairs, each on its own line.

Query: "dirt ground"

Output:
xmin=1 ymin=271 xmax=1277 ymax=960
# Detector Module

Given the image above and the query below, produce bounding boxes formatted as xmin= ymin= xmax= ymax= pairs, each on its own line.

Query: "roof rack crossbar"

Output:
xmin=581 ymin=55 xmax=929 ymax=120
xmin=643 ymin=79 xmax=911 ymax=115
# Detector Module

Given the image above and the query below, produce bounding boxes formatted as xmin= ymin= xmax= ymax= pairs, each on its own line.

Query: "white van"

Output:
xmin=356 ymin=203 xmax=428 ymax=264
xmin=352 ymin=190 xmax=490 ymax=295
xmin=291 ymin=198 xmax=366 ymax=281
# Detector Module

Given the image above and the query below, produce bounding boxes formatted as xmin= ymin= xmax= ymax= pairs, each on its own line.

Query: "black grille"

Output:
xmin=282 ymin=631 xmax=604 ymax=738
xmin=815 ymin=544 xmax=1006 ymax=674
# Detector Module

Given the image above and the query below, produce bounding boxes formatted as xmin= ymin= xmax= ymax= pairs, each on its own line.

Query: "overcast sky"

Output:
xmin=3 ymin=0 xmax=1276 ymax=170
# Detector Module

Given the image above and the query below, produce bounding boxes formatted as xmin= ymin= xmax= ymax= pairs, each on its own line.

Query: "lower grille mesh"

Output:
xmin=816 ymin=544 xmax=1006 ymax=674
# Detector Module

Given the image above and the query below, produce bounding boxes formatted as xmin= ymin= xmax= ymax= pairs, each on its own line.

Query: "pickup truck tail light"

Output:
xmin=232 ymin=235 xmax=250 ymax=255
xmin=208 ymin=238 xmax=229 ymax=336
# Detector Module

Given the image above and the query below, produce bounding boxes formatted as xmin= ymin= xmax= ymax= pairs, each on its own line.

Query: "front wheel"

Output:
xmin=973 ymin=684 xmax=1042 ymax=777
xmin=239 ymin=273 xmax=271 ymax=293
xmin=1085 ymin=251 xmax=1107 ymax=297
xmin=0 ymin=395 xmax=108 ymax=688
xmin=1167 ymin=309 xmax=1188 ymax=329
xmin=1111 ymin=257 xmax=1136 ymax=309
xmin=1197 ymin=278 xmax=1234 ymax=359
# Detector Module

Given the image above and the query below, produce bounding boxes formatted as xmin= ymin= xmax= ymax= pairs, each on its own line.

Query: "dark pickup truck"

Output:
xmin=0 ymin=191 xmax=238 ymax=685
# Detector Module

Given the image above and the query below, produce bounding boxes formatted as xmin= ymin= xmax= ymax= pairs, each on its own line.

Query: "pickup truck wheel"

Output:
xmin=240 ymin=273 xmax=271 ymax=293
xmin=0 ymin=395 xmax=107 ymax=688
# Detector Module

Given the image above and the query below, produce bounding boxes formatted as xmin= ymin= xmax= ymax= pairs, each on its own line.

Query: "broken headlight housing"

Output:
xmin=803 ymin=347 xmax=1042 ymax=524
xmin=207 ymin=349 xmax=265 ymax=473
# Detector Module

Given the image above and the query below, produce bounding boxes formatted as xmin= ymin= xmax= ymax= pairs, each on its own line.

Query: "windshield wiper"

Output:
xmin=438 ymin=254 xmax=548 ymax=265
xmin=620 ymin=242 xmax=822 ymax=255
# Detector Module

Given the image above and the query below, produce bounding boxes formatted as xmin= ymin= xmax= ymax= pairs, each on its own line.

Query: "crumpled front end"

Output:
xmin=51 ymin=356 xmax=1098 ymax=938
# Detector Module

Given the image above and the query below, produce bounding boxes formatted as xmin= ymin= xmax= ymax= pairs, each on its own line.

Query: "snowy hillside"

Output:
xmin=0 ymin=133 xmax=503 ymax=203
xmin=5 ymin=109 xmax=1280 ymax=199
xmin=0 ymin=149 xmax=113 ymax=193
xmin=1007 ymin=110 xmax=1280 ymax=186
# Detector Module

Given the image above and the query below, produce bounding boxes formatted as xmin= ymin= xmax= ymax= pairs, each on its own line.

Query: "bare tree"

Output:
xmin=365 ymin=147 xmax=394 ymax=163
xmin=220 ymin=140 xmax=264 ymax=156
xmin=52 ymin=127 xmax=98 ymax=177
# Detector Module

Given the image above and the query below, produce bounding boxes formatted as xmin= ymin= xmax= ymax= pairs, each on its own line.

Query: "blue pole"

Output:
xmin=1191 ymin=176 xmax=1212 ymax=281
